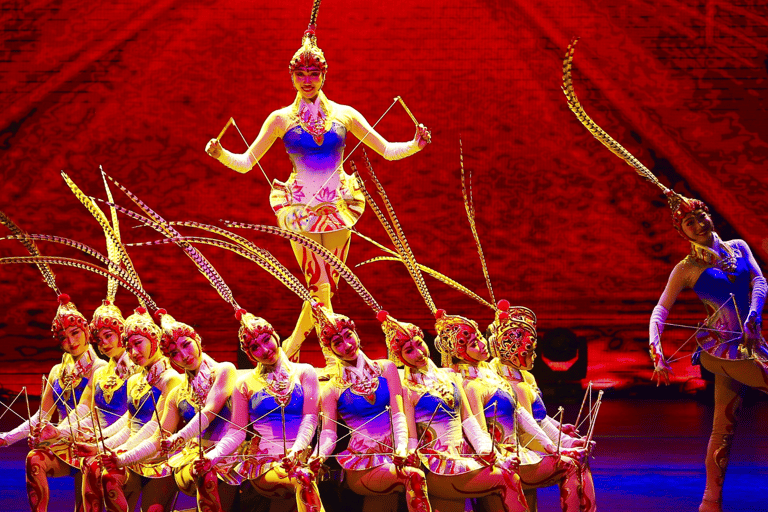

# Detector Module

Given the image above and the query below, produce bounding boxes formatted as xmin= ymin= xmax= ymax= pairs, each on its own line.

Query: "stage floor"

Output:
xmin=1 ymin=398 xmax=766 ymax=511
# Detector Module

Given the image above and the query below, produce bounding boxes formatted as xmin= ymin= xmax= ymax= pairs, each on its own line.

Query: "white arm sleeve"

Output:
xmin=218 ymin=149 xmax=256 ymax=173
xmin=392 ymin=411 xmax=408 ymax=453
xmin=2 ymin=411 xmax=39 ymax=446
xmin=103 ymin=423 xmax=132 ymax=451
xmin=463 ymin=414 xmax=492 ymax=454
xmin=540 ymin=416 xmax=580 ymax=448
xmin=100 ymin=412 xmax=129 ymax=439
xmin=317 ymin=421 xmax=337 ymax=459
xmin=205 ymin=426 xmax=246 ymax=465
xmin=121 ymin=419 xmax=159 ymax=451
xmin=750 ymin=276 xmax=767 ymax=320
xmin=649 ymin=304 xmax=669 ymax=367
xmin=516 ymin=407 xmax=556 ymax=453
xmin=170 ymin=410 xmax=211 ymax=446
xmin=383 ymin=140 xmax=420 ymax=161
xmin=117 ymin=431 xmax=160 ymax=466
xmin=290 ymin=414 xmax=318 ymax=454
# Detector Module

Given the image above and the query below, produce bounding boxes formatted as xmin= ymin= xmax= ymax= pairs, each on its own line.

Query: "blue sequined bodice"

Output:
xmin=248 ymin=384 xmax=304 ymax=447
xmin=337 ymin=377 xmax=390 ymax=430
xmin=283 ymin=122 xmax=346 ymax=176
xmin=94 ymin=379 xmax=128 ymax=427
xmin=53 ymin=376 xmax=88 ymax=421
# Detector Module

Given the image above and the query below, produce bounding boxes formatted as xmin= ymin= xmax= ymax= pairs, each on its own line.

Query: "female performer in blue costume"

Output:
xmin=562 ymin=40 xmax=768 ymax=512
xmin=383 ymin=309 xmax=528 ymax=512
xmin=647 ymin=194 xmax=767 ymax=512
xmin=0 ymin=293 xmax=106 ymax=512
xmin=82 ymin=306 xmax=182 ymax=512
xmin=205 ymin=0 xmax=430 ymax=364
xmin=313 ymin=308 xmax=432 ymax=512
xmin=200 ymin=311 xmax=324 ymax=512
xmin=43 ymin=299 xmax=139 ymax=512
xmin=107 ymin=310 xmax=241 ymax=512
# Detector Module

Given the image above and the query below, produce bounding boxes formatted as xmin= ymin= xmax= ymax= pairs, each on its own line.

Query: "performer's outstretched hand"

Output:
xmin=415 ymin=124 xmax=431 ymax=148
xmin=205 ymin=139 xmax=223 ymax=158
xmin=652 ymin=359 xmax=673 ymax=386
xmin=744 ymin=310 xmax=761 ymax=343
xmin=0 ymin=435 xmax=7 ymax=447
xmin=561 ymin=423 xmax=579 ymax=436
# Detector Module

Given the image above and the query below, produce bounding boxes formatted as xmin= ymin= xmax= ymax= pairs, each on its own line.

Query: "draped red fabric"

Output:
xmin=2 ymin=0 xmax=767 ymax=394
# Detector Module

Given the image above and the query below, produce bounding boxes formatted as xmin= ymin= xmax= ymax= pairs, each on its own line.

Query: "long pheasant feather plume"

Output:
xmin=101 ymin=166 xmax=122 ymax=302
xmin=460 ymin=139 xmax=495 ymax=305
xmin=0 ymin=211 xmax=60 ymax=295
xmin=352 ymin=229 xmax=495 ymax=309
xmin=0 ymin=256 xmax=155 ymax=308
xmin=222 ymin=220 xmax=381 ymax=313
xmin=308 ymin=0 xmax=322 ymax=28
xmin=350 ymin=163 xmax=410 ymax=268
xmin=129 ymin=235 xmax=313 ymax=305
xmin=61 ymin=172 xmax=143 ymax=300
xmin=94 ymin=197 xmax=239 ymax=310
xmin=164 ymin=220 xmax=292 ymax=285
xmin=1 ymin=234 xmax=146 ymax=301
xmin=357 ymin=255 xmax=496 ymax=311
xmin=562 ymin=38 xmax=668 ymax=193
xmin=361 ymin=153 xmax=437 ymax=314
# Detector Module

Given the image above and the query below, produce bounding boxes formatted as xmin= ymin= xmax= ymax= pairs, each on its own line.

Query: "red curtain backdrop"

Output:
xmin=2 ymin=0 xmax=767 ymax=394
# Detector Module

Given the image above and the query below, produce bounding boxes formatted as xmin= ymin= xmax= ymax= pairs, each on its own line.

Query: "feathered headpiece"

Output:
xmin=487 ymin=299 xmax=537 ymax=362
xmin=87 ymin=172 xmax=127 ymax=340
xmin=52 ymin=293 xmax=90 ymax=338
xmin=235 ymin=309 xmax=277 ymax=363
xmin=562 ymin=39 xmax=710 ymax=238
xmin=433 ymin=309 xmax=484 ymax=367
xmin=0 ymin=210 xmax=90 ymax=341
xmin=313 ymin=305 xmax=355 ymax=349
xmin=123 ymin=306 xmax=162 ymax=354
xmin=376 ymin=310 xmax=424 ymax=367
xmin=155 ymin=309 xmax=201 ymax=356
xmin=289 ymin=0 xmax=327 ymax=73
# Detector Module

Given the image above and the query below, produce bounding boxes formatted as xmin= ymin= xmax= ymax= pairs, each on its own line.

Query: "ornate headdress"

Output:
xmin=155 ymin=309 xmax=201 ymax=356
xmin=52 ymin=293 xmax=90 ymax=339
xmin=487 ymin=299 xmax=538 ymax=367
xmin=235 ymin=309 xmax=277 ymax=362
xmin=562 ymin=39 xmax=712 ymax=239
xmin=289 ymin=0 xmax=327 ymax=74
xmin=313 ymin=305 xmax=356 ymax=349
xmin=376 ymin=310 xmax=424 ymax=367
xmin=123 ymin=306 xmax=162 ymax=354
xmin=433 ymin=309 xmax=485 ymax=367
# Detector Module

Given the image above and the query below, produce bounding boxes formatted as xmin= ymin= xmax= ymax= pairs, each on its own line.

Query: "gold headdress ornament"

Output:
xmin=561 ymin=39 xmax=710 ymax=237
xmin=486 ymin=299 xmax=537 ymax=360
xmin=123 ymin=306 xmax=162 ymax=354
xmin=289 ymin=0 xmax=327 ymax=74
xmin=376 ymin=310 xmax=424 ymax=367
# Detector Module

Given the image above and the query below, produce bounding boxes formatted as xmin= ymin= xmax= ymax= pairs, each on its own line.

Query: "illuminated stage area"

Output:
xmin=2 ymin=398 xmax=767 ymax=511
xmin=2 ymin=1 xmax=768 ymax=511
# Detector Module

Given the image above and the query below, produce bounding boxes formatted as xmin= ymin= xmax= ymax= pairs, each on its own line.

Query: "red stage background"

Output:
xmin=2 ymin=0 xmax=768 ymax=397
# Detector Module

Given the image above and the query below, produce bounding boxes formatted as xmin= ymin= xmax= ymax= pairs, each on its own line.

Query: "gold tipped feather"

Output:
xmin=460 ymin=139 xmax=495 ymax=305
xmin=561 ymin=38 xmax=668 ymax=194
xmin=0 ymin=211 xmax=60 ymax=295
